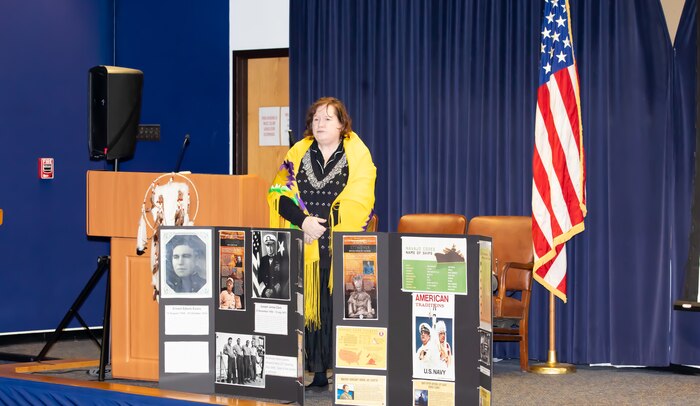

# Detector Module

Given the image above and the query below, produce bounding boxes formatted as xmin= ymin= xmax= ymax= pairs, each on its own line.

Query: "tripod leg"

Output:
xmin=74 ymin=312 xmax=102 ymax=348
xmin=99 ymin=263 xmax=111 ymax=382
xmin=36 ymin=256 xmax=110 ymax=362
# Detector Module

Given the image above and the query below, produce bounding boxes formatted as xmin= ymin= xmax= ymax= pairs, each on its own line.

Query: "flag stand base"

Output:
xmin=531 ymin=362 xmax=576 ymax=374
xmin=531 ymin=292 xmax=576 ymax=375
xmin=531 ymin=350 xmax=576 ymax=374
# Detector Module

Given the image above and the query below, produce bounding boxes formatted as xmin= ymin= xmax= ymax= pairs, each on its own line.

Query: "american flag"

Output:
xmin=532 ymin=0 xmax=587 ymax=302
xmin=252 ymin=231 xmax=263 ymax=296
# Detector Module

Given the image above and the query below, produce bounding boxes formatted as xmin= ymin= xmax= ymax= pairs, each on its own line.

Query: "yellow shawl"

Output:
xmin=267 ymin=131 xmax=376 ymax=329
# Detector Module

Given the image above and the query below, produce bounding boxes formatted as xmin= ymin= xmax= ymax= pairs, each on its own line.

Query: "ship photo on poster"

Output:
xmin=412 ymin=292 xmax=455 ymax=381
xmin=401 ymin=236 xmax=467 ymax=295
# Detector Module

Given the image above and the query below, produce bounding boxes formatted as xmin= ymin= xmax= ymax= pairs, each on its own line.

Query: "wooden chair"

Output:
xmin=467 ymin=216 xmax=533 ymax=372
xmin=366 ymin=212 xmax=379 ymax=232
xmin=397 ymin=213 xmax=467 ymax=234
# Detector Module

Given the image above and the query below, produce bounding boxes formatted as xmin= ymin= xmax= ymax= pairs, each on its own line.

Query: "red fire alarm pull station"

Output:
xmin=39 ymin=158 xmax=54 ymax=179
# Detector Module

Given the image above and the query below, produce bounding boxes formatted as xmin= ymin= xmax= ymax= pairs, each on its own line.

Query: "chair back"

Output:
xmin=467 ymin=215 xmax=533 ymax=371
xmin=397 ymin=213 xmax=467 ymax=234
xmin=467 ymin=216 xmax=533 ymax=275
xmin=366 ymin=213 xmax=379 ymax=232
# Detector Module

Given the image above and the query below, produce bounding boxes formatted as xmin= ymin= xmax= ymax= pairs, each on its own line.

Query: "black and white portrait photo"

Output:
xmin=216 ymin=333 xmax=266 ymax=388
xmin=252 ymin=230 xmax=291 ymax=300
xmin=479 ymin=329 xmax=491 ymax=366
xmin=160 ymin=228 xmax=212 ymax=299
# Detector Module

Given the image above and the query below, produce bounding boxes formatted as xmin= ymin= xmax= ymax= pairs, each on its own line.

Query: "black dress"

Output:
xmin=279 ymin=140 xmax=348 ymax=373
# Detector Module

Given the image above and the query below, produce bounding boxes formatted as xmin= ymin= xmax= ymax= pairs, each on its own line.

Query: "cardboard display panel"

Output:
xmin=158 ymin=227 xmax=304 ymax=405
xmin=332 ymin=232 xmax=492 ymax=406
xmin=213 ymin=228 xmax=304 ymax=404
xmin=158 ymin=227 xmax=217 ymax=395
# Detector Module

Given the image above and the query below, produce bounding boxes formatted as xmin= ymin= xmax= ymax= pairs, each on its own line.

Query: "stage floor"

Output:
xmin=0 ymin=337 xmax=331 ymax=405
xmin=1 ymin=337 xmax=698 ymax=405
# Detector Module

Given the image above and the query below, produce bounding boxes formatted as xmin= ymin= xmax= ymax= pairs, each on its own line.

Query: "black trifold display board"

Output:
xmin=158 ymin=226 xmax=304 ymax=405
xmin=332 ymin=232 xmax=493 ymax=406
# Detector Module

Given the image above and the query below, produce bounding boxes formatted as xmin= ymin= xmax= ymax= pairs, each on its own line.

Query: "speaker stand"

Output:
xmin=35 ymin=256 xmax=111 ymax=381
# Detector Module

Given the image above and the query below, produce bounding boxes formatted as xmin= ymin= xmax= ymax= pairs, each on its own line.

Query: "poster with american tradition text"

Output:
xmin=412 ymin=292 xmax=455 ymax=381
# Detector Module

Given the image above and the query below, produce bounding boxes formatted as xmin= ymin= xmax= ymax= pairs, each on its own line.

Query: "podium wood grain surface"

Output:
xmin=86 ymin=171 xmax=269 ymax=381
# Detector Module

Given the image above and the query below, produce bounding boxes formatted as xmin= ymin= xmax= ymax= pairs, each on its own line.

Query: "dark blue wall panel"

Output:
xmin=0 ymin=0 xmax=230 ymax=334
xmin=0 ymin=1 xmax=114 ymax=333
xmin=113 ymin=0 xmax=230 ymax=174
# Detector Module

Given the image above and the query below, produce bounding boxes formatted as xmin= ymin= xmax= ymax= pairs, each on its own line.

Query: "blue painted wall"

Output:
xmin=0 ymin=1 xmax=230 ymax=334
xmin=114 ymin=1 xmax=230 ymax=174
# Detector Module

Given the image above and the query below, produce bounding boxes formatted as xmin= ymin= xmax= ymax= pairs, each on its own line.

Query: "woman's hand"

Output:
xmin=302 ymin=216 xmax=327 ymax=241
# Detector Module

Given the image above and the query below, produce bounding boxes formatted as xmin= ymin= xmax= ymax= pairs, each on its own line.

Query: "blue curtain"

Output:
xmin=290 ymin=0 xmax=699 ymax=366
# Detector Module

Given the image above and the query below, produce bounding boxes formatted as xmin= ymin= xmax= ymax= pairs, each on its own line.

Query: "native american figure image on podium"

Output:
xmin=252 ymin=230 xmax=291 ymax=300
xmin=136 ymin=172 xmax=199 ymax=299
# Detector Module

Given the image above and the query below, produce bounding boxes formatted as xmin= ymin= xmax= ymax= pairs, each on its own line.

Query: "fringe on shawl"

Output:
xmin=268 ymin=162 xmax=323 ymax=330
xmin=304 ymin=243 xmax=321 ymax=331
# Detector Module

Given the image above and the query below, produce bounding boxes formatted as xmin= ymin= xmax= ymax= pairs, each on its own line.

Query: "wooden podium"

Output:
xmin=86 ymin=171 xmax=269 ymax=381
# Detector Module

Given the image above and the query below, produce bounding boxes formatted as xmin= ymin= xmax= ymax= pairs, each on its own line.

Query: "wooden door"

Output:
xmin=246 ymin=57 xmax=290 ymax=186
xmin=232 ymin=49 xmax=290 ymax=190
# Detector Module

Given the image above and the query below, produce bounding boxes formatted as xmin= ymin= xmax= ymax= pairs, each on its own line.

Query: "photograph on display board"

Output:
xmin=342 ymin=235 xmax=379 ymax=320
xmin=401 ymin=236 xmax=468 ymax=295
xmin=413 ymin=380 xmax=455 ymax=405
xmin=251 ymin=230 xmax=291 ymax=300
xmin=215 ymin=332 xmax=266 ymax=388
xmin=160 ymin=229 xmax=212 ymax=299
xmin=218 ymin=230 xmax=246 ymax=311
xmin=478 ymin=240 xmax=493 ymax=330
xmin=412 ymin=293 xmax=455 ymax=381
xmin=335 ymin=374 xmax=387 ymax=406
xmin=414 ymin=389 xmax=429 ymax=406
xmin=297 ymin=330 xmax=303 ymax=382
xmin=337 ymin=383 xmax=355 ymax=400
xmin=479 ymin=386 xmax=491 ymax=406
xmin=479 ymin=329 xmax=491 ymax=367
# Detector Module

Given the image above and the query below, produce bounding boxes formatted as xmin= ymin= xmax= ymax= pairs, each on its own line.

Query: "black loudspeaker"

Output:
xmin=88 ymin=65 xmax=143 ymax=160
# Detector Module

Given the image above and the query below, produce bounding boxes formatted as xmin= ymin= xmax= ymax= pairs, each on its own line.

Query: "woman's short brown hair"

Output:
xmin=303 ymin=97 xmax=353 ymax=139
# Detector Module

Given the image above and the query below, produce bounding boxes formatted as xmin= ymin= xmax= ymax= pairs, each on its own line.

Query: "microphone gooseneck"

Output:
xmin=174 ymin=133 xmax=191 ymax=173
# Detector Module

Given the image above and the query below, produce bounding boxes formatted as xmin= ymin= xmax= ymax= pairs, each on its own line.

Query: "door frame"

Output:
xmin=232 ymin=48 xmax=289 ymax=174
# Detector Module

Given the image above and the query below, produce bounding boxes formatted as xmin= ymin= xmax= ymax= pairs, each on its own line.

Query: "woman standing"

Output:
xmin=268 ymin=97 xmax=376 ymax=388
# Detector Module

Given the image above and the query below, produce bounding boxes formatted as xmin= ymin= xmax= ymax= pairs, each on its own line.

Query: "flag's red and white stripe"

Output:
xmin=532 ymin=0 xmax=586 ymax=302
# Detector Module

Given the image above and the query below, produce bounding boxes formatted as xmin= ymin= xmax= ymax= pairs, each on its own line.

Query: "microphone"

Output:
xmin=174 ymin=133 xmax=190 ymax=173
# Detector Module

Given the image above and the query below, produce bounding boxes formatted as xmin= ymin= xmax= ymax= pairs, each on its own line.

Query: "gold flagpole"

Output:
xmin=530 ymin=292 xmax=576 ymax=374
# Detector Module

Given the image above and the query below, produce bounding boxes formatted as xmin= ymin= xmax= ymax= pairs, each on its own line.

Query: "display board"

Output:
xmin=332 ymin=232 xmax=492 ymax=406
xmin=158 ymin=227 xmax=217 ymax=394
xmin=158 ymin=226 xmax=304 ymax=405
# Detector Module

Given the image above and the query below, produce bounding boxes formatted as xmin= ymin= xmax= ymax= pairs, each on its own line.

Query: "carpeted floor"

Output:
xmin=1 ymin=337 xmax=699 ymax=405
xmin=492 ymin=358 xmax=700 ymax=405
